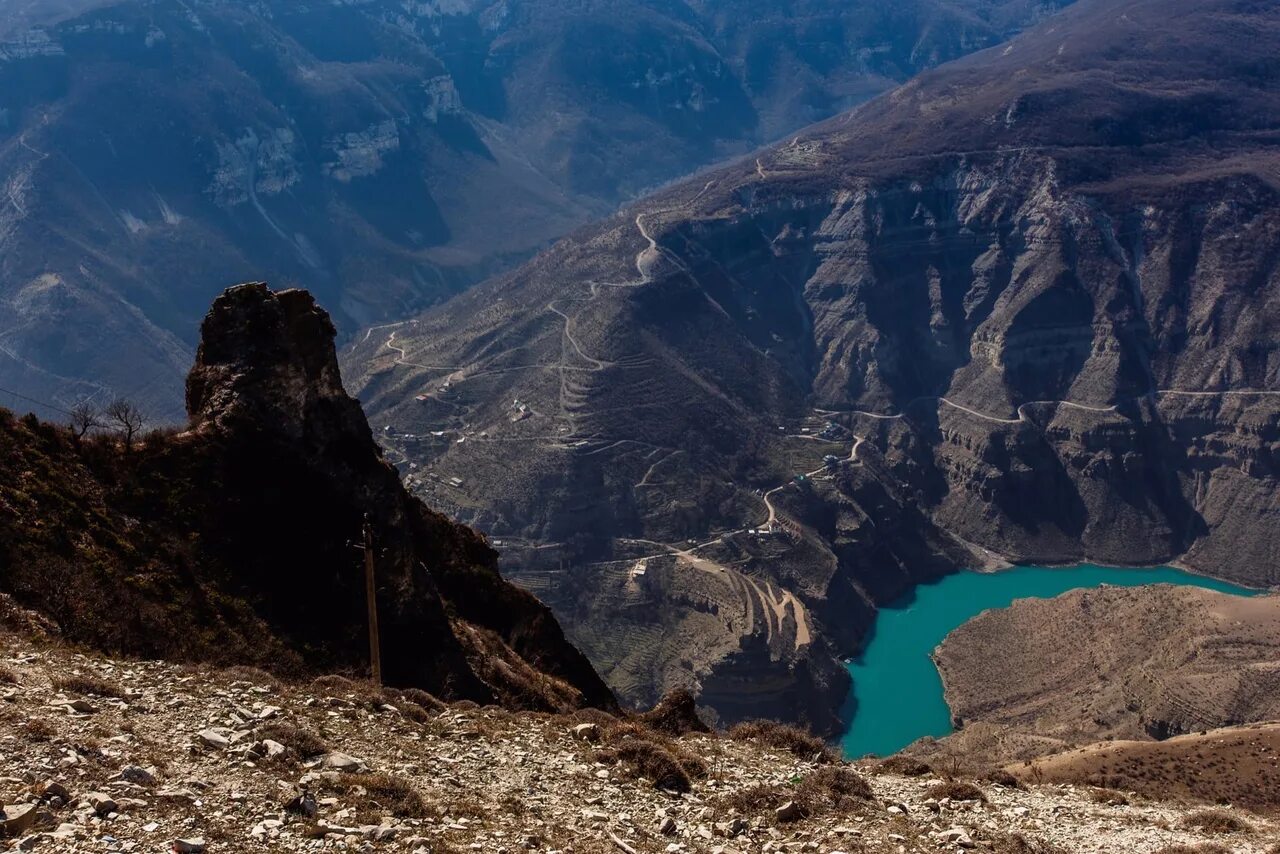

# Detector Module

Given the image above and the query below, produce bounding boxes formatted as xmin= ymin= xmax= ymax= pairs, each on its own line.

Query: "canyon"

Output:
xmin=345 ymin=0 xmax=1280 ymax=732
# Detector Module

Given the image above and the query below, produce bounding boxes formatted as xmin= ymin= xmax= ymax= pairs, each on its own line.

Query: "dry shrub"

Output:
xmin=1182 ymin=809 xmax=1251 ymax=834
xmin=311 ymin=674 xmax=385 ymax=708
xmin=728 ymin=720 xmax=836 ymax=763
xmin=22 ymin=718 xmax=55 ymax=742
xmin=874 ymin=754 xmax=932 ymax=776
xmin=639 ymin=689 xmax=711 ymax=736
xmin=724 ymin=783 xmax=801 ymax=816
xmin=721 ymin=767 xmax=872 ymax=825
xmin=220 ymin=665 xmax=282 ymax=690
xmin=925 ymin=781 xmax=986 ymax=802
xmin=992 ymin=834 xmax=1069 ymax=854
xmin=325 ymin=771 xmax=432 ymax=819
xmin=984 ymin=768 xmax=1021 ymax=789
xmin=1088 ymin=787 xmax=1129 ymax=806
xmin=257 ymin=722 xmax=328 ymax=759
xmin=1151 ymin=846 xmax=1233 ymax=854
xmin=54 ymin=674 xmax=124 ymax=698
xmin=451 ymin=699 xmax=481 ymax=711
xmin=0 ymin=666 xmax=18 ymax=684
xmin=595 ymin=740 xmax=693 ymax=793
xmin=796 ymin=766 xmax=874 ymax=809
xmin=395 ymin=688 xmax=447 ymax=713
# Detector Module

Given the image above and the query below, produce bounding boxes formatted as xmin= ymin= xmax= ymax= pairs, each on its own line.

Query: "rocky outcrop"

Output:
xmin=0 ymin=282 xmax=614 ymax=712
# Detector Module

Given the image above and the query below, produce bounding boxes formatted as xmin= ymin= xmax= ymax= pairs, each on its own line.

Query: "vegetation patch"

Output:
xmin=323 ymin=771 xmax=433 ymax=820
xmin=728 ymin=720 xmax=837 ymax=764
xmin=595 ymin=739 xmax=695 ymax=793
xmin=925 ymin=781 xmax=986 ymax=802
xmin=1181 ymin=809 xmax=1251 ymax=834
xmin=1088 ymin=787 xmax=1129 ymax=806
xmin=718 ymin=767 xmax=873 ymax=825
xmin=984 ymin=768 xmax=1021 ymax=789
xmin=873 ymin=755 xmax=932 ymax=776
xmin=54 ymin=674 xmax=124 ymax=698
xmin=256 ymin=722 xmax=328 ymax=759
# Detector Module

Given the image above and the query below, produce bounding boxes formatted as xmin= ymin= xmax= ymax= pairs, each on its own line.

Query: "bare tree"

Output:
xmin=104 ymin=399 xmax=146 ymax=450
xmin=68 ymin=401 xmax=103 ymax=439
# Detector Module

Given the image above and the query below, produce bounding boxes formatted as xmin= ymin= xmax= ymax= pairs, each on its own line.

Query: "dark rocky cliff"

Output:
xmin=0 ymin=282 xmax=614 ymax=712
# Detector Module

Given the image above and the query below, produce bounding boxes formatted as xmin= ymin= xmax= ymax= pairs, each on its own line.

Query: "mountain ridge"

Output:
xmin=0 ymin=0 xmax=1073 ymax=420
xmin=344 ymin=0 xmax=1280 ymax=729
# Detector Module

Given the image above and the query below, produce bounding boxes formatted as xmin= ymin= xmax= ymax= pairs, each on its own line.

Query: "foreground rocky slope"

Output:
xmin=0 ymin=283 xmax=611 ymax=711
xmin=346 ymin=0 xmax=1280 ymax=728
xmin=921 ymin=586 xmax=1280 ymax=765
xmin=0 ymin=0 xmax=1071 ymax=419
xmin=1 ymin=628 xmax=1277 ymax=853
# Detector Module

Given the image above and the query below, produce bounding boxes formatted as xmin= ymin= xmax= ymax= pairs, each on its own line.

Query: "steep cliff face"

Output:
xmin=345 ymin=0 xmax=1280 ymax=729
xmin=0 ymin=282 xmax=614 ymax=712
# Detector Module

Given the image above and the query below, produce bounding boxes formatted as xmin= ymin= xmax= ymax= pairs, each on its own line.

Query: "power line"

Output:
xmin=0 ymin=384 xmax=74 ymax=417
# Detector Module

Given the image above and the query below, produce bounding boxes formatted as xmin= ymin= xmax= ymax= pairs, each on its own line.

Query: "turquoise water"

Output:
xmin=839 ymin=564 xmax=1259 ymax=758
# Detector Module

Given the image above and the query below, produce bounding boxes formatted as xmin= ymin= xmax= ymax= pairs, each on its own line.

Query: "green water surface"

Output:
xmin=839 ymin=564 xmax=1259 ymax=758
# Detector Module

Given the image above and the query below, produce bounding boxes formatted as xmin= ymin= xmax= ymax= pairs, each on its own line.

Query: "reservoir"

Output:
xmin=838 ymin=564 xmax=1258 ymax=759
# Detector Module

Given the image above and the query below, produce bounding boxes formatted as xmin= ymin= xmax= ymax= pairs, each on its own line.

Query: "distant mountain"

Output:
xmin=0 ymin=0 xmax=1071 ymax=419
xmin=345 ymin=0 xmax=1280 ymax=730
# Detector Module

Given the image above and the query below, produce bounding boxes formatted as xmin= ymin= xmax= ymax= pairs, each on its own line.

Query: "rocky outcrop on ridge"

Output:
xmin=0 ymin=283 xmax=613 ymax=712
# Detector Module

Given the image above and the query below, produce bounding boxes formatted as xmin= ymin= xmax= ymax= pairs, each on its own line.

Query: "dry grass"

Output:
xmin=1150 ymin=845 xmax=1233 ymax=854
xmin=595 ymin=740 xmax=695 ymax=793
xmin=796 ymin=766 xmax=874 ymax=808
xmin=1088 ymin=787 xmax=1130 ymax=806
xmin=984 ymin=768 xmax=1021 ymax=789
xmin=638 ymin=688 xmax=711 ymax=736
xmin=323 ymin=771 xmax=433 ymax=820
xmin=220 ymin=665 xmax=282 ymax=691
xmin=719 ymin=766 xmax=873 ymax=825
xmin=992 ymin=834 xmax=1070 ymax=854
xmin=925 ymin=781 xmax=986 ymax=802
xmin=727 ymin=720 xmax=837 ymax=764
xmin=394 ymin=687 xmax=447 ymax=713
xmin=54 ymin=673 xmax=124 ymax=698
xmin=873 ymin=755 xmax=932 ymax=776
xmin=256 ymin=722 xmax=328 ymax=759
xmin=21 ymin=718 xmax=55 ymax=742
xmin=1181 ymin=809 xmax=1251 ymax=834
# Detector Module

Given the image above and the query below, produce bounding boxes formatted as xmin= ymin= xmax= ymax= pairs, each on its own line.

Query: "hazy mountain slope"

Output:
xmin=0 ymin=0 xmax=1072 ymax=419
xmin=345 ymin=0 xmax=1280 ymax=728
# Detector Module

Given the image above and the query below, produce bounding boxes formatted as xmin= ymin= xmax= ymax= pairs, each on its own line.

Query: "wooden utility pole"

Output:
xmin=362 ymin=515 xmax=383 ymax=687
